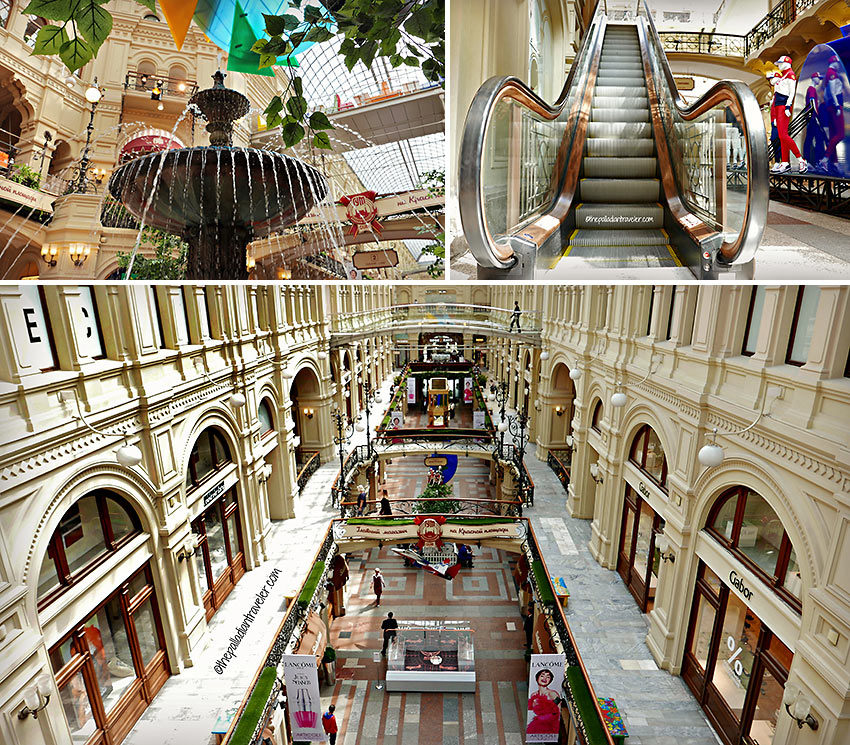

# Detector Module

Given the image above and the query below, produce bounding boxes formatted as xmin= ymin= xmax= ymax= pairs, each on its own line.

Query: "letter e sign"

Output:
xmin=17 ymin=286 xmax=55 ymax=371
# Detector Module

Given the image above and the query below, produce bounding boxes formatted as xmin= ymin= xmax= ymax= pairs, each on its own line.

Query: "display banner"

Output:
xmin=407 ymin=377 xmax=416 ymax=404
xmin=281 ymin=654 xmax=324 ymax=742
xmin=463 ymin=377 xmax=473 ymax=403
xmin=390 ymin=409 xmax=404 ymax=429
xmin=473 ymin=411 xmax=486 ymax=429
xmin=339 ymin=519 xmax=524 ymax=543
xmin=526 ymin=654 xmax=565 ymax=743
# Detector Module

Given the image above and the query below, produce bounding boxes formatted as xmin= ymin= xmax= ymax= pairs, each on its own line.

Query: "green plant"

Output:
xmin=229 ymin=667 xmax=277 ymax=745
xmin=9 ymin=163 xmax=41 ymax=190
xmin=297 ymin=561 xmax=326 ymax=608
xmin=415 ymin=482 xmax=459 ymax=514
xmin=531 ymin=560 xmax=556 ymax=607
xmin=322 ymin=645 xmax=337 ymax=663
xmin=115 ymin=227 xmax=188 ymax=280
xmin=416 ymin=168 xmax=444 ymax=277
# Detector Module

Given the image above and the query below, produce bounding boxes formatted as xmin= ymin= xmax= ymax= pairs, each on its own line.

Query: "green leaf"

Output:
xmin=262 ymin=37 xmax=294 ymax=56
xmin=281 ymin=120 xmax=305 ymax=148
xmin=404 ymin=55 xmax=420 ymax=66
xmin=292 ymin=76 xmax=303 ymax=97
xmin=23 ymin=0 xmax=75 ymax=21
xmin=133 ymin=0 xmax=155 ymax=10
xmin=32 ymin=25 xmax=68 ymax=55
xmin=286 ymin=95 xmax=308 ymax=120
xmin=74 ymin=0 xmax=113 ymax=51
xmin=309 ymin=111 xmax=333 ymax=130
xmin=59 ymin=36 xmax=93 ymax=71
xmin=358 ymin=39 xmax=378 ymax=69
xmin=313 ymin=131 xmax=332 ymax=150
xmin=265 ymin=96 xmax=284 ymax=118
xmin=422 ymin=57 xmax=441 ymax=81
xmin=264 ymin=13 xmax=299 ymax=35
xmin=258 ymin=52 xmax=277 ymax=69
xmin=304 ymin=26 xmax=334 ymax=43
xmin=304 ymin=5 xmax=322 ymax=23
xmin=251 ymin=38 xmax=268 ymax=54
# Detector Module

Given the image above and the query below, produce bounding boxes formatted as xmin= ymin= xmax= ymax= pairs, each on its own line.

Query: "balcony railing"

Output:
xmin=296 ymin=451 xmax=321 ymax=493
xmin=124 ymin=71 xmax=198 ymax=99
xmin=658 ymin=31 xmax=745 ymax=57
xmin=547 ymin=450 xmax=571 ymax=493
xmin=744 ymin=0 xmax=818 ymax=56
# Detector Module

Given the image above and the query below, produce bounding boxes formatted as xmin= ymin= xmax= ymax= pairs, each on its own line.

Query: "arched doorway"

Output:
xmin=37 ymin=491 xmax=170 ymax=745
xmin=682 ymin=486 xmax=800 ymax=745
xmin=185 ymin=426 xmax=246 ymax=620
xmin=550 ymin=362 xmax=575 ymax=442
xmin=616 ymin=424 xmax=668 ymax=612
xmin=48 ymin=139 xmax=73 ymax=179
xmin=290 ymin=366 xmax=322 ymax=473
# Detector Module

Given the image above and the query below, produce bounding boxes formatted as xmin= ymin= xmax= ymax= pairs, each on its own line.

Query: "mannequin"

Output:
xmin=820 ymin=55 xmax=845 ymax=172
xmin=766 ymin=71 xmax=781 ymax=163
xmin=771 ymin=55 xmax=807 ymax=173
xmin=803 ymin=73 xmax=826 ymax=165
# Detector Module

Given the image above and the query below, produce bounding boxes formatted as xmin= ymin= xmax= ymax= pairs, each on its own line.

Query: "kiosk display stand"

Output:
xmin=372 ymin=650 xmax=384 ymax=690
xmin=385 ymin=620 xmax=475 ymax=692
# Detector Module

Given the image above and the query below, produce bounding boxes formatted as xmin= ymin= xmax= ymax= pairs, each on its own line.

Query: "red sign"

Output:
xmin=414 ymin=515 xmax=446 ymax=549
xmin=339 ymin=190 xmax=383 ymax=237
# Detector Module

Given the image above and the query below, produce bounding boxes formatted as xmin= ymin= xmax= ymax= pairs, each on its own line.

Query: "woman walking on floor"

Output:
xmin=372 ymin=568 xmax=386 ymax=606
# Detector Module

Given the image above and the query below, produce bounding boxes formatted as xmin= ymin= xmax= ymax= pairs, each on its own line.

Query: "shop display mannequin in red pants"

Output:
xmin=771 ymin=55 xmax=808 ymax=173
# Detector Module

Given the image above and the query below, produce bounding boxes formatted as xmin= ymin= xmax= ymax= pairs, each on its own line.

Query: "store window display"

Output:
xmin=771 ymin=56 xmax=807 ymax=174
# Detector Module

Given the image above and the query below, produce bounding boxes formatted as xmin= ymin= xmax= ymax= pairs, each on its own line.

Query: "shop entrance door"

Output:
xmin=616 ymin=486 xmax=663 ymax=612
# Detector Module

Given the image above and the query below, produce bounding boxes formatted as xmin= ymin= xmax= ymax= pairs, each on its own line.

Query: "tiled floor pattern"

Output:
xmin=401 ymin=403 xmax=475 ymax=428
xmin=325 ymin=545 xmax=530 ymax=745
xmin=381 ymin=456 xmax=497 ymax=515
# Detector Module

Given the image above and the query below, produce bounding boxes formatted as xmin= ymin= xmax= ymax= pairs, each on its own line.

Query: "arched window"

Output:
xmin=591 ymin=399 xmax=603 ymax=432
xmin=706 ymin=487 xmax=801 ymax=609
xmin=258 ymin=398 xmax=274 ymax=435
xmin=629 ymin=424 xmax=668 ymax=489
xmin=143 ymin=13 xmax=160 ymax=21
xmin=38 ymin=492 xmax=142 ymax=604
xmin=186 ymin=428 xmax=232 ymax=488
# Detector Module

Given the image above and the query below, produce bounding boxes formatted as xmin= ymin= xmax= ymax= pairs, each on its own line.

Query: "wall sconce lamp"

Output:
xmin=565 ymin=434 xmax=576 ymax=452
xmin=611 ymin=353 xmax=662 ymax=408
xmin=93 ymin=168 xmax=108 ymax=185
xmin=555 ymin=406 xmax=565 ymax=417
xmin=68 ymin=243 xmax=91 ymax=266
xmin=318 ymin=350 xmax=328 ymax=361
xmin=246 ymin=256 xmax=256 ymax=271
xmin=258 ymin=463 xmax=272 ymax=484
xmin=40 ymin=244 xmax=58 ymax=267
xmin=589 ymin=462 xmax=603 ymax=484
xmin=193 ymin=359 xmax=245 ymax=409
xmin=18 ymin=675 xmax=52 ymax=719
xmin=698 ymin=386 xmax=784 ymax=467
xmin=282 ymin=367 xmax=295 ymax=380
xmin=303 ymin=407 xmax=315 ymax=419
xmin=177 ymin=535 xmax=202 ymax=562
xmin=58 ymin=390 xmax=142 ymax=466
xmin=151 ymin=80 xmax=162 ymax=100
xmin=782 ymin=684 xmax=819 ymax=730
xmin=655 ymin=533 xmax=675 ymax=563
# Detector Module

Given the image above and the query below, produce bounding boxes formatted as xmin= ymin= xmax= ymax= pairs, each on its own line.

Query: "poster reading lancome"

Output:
xmin=526 ymin=654 xmax=565 ymax=743
xmin=282 ymin=654 xmax=324 ymax=742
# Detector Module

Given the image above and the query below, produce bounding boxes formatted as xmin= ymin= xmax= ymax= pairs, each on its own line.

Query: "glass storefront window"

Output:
xmin=783 ymin=548 xmax=802 ymax=599
xmin=748 ymin=665 xmax=783 ymax=745
xmin=644 ymin=429 xmax=664 ymax=483
xmin=702 ymin=566 xmax=723 ymax=597
xmin=710 ymin=593 xmax=761 ymax=722
xmin=226 ymin=513 xmax=240 ymax=561
xmin=204 ymin=507 xmax=228 ymax=582
xmin=58 ymin=669 xmax=96 ymax=744
xmin=38 ymin=546 xmax=60 ymax=597
xmin=63 ymin=497 xmax=107 ymax=574
xmin=194 ymin=435 xmax=215 ymax=482
xmin=83 ymin=597 xmax=136 ymax=715
xmin=633 ymin=504 xmax=654 ymax=580
xmin=739 ymin=493 xmax=783 ymax=577
xmin=689 ymin=594 xmax=716 ymax=673
xmin=712 ymin=494 xmax=739 ymax=543
xmin=258 ymin=399 xmax=274 ymax=434
xmin=107 ymin=499 xmax=135 ymax=541
xmin=133 ymin=599 xmax=162 ymax=668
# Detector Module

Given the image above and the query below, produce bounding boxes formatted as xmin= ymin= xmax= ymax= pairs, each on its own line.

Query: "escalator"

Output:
xmin=458 ymin=0 xmax=769 ymax=280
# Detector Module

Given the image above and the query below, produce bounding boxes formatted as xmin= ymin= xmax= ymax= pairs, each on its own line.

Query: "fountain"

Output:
xmin=108 ymin=71 xmax=329 ymax=279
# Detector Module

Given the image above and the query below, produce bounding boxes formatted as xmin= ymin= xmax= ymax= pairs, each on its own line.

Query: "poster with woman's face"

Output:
xmin=463 ymin=377 xmax=473 ymax=403
xmin=526 ymin=654 xmax=565 ymax=742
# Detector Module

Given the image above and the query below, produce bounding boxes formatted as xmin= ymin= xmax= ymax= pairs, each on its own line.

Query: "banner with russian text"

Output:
xmin=282 ymin=654 xmax=324 ymax=742
xmin=526 ymin=654 xmax=565 ymax=743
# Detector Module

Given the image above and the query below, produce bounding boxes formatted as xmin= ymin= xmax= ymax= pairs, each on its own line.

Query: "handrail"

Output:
xmin=744 ymin=0 xmax=818 ymax=57
xmin=658 ymin=31 xmax=745 ymax=57
xmin=458 ymin=0 xmax=608 ymax=269
xmin=636 ymin=0 xmax=768 ymax=266
xmin=296 ymin=451 xmax=321 ymax=493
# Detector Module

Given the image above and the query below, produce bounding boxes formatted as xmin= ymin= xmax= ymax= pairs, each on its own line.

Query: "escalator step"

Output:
xmin=561 ymin=244 xmax=680 ymax=268
xmin=580 ymin=178 xmax=660 ymax=203
xmin=586 ymin=138 xmax=655 ymax=157
xmin=576 ymin=202 xmax=664 ymax=229
xmin=598 ymin=64 xmax=644 ymax=74
xmin=586 ymin=122 xmax=652 ymax=138
xmin=594 ymin=85 xmax=647 ymax=97
xmin=584 ymin=156 xmax=657 ymax=177
xmin=570 ymin=229 xmax=668 ymax=246
xmin=593 ymin=95 xmax=649 ymax=109
xmin=597 ymin=71 xmax=645 ymax=80
xmin=591 ymin=108 xmax=649 ymax=122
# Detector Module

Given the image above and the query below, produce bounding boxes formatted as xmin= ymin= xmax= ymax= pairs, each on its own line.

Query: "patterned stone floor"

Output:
xmin=326 ymin=545 xmax=530 ymax=745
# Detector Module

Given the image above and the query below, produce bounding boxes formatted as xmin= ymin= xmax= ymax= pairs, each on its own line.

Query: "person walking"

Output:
xmin=322 ymin=704 xmax=338 ymax=745
xmin=381 ymin=611 xmax=399 ymax=655
xmin=356 ymin=484 xmax=367 ymax=516
xmin=509 ymin=301 xmax=522 ymax=332
xmin=379 ymin=490 xmax=392 ymax=515
xmin=372 ymin=568 xmax=386 ymax=606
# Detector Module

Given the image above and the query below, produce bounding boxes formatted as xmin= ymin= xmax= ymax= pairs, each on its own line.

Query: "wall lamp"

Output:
xmin=611 ymin=353 xmax=662 ymax=408
xmin=589 ymin=462 xmax=603 ymax=484
xmin=782 ymin=683 xmax=819 ymax=730
xmin=40 ymin=244 xmax=58 ymax=267
xmin=655 ymin=533 xmax=675 ymax=563
xmin=565 ymin=434 xmax=576 ymax=452
xmin=555 ymin=406 xmax=565 ymax=417
xmin=58 ymin=390 xmax=142 ymax=466
xmin=68 ymin=243 xmax=91 ymax=266
xmin=303 ymin=407 xmax=315 ymax=419
xmin=18 ymin=675 xmax=52 ymax=719
xmin=177 ymin=534 xmax=202 ymax=562
xmin=193 ymin=359 xmax=245 ymax=409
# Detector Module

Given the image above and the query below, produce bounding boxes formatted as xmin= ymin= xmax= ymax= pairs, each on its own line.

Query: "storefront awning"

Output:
xmin=119 ymin=131 xmax=185 ymax=161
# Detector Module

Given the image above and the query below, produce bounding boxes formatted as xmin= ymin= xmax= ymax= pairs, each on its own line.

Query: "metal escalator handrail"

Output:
xmin=637 ymin=0 xmax=768 ymax=266
xmin=458 ymin=0 xmax=607 ymax=269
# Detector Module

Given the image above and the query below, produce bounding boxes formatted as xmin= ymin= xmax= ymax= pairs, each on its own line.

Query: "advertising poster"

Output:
xmin=473 ymin=410 xmax=486 ymax=429
xmin=463 ymin=377 xmax=473 ymax=403
xmin=390 ymin=409 xmax=404 ymax=428
xmin=281 ymin=654 xmax=324 ymax=742
xmin=407 ymin=377 xmax=416 ymax=404
xmin=526 ymin=654 xmax=565 ymax=743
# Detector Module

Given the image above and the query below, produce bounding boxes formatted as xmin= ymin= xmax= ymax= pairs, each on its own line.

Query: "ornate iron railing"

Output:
xmin=331 ymin=444 xmax=371 ymax=509
xmin=658 ymin=31 xmax=745 ymax=57
xmin=124 ymin=71 xmax=198 ymax=98
xmin=296 ymin=452 xmax=321 ymax=493
xmin=744 ymin=0 xmax=818 ymax=56
xmin=547 ymin=451 xmax=571 ymax=493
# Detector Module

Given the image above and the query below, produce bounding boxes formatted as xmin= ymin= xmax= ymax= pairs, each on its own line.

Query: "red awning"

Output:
xmin=119 ymin=131 xmax=185 ymax=161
